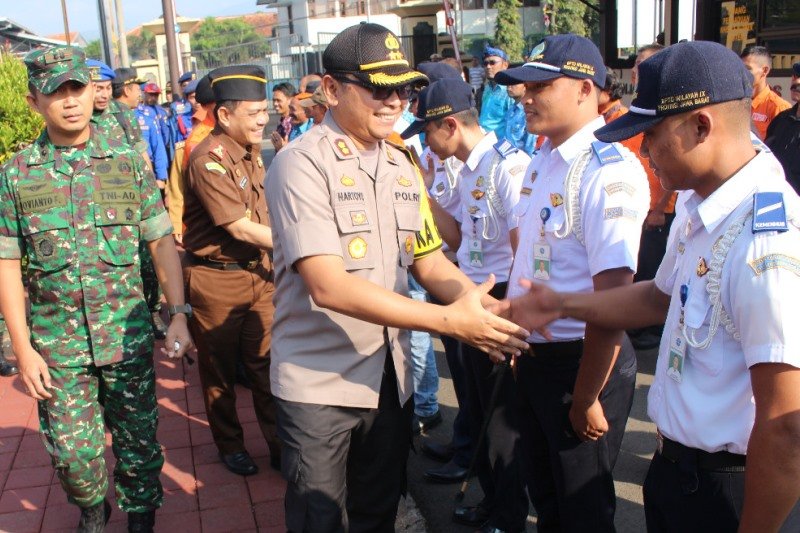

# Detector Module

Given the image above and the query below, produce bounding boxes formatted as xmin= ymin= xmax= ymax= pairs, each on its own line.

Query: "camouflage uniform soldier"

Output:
xmin=0 ymin=315 xmax=18 ymax=376
xmin=87 ymin=60 xmax=168 ymax=341
xmin=0 ymin=46 xmax=193 ymax=533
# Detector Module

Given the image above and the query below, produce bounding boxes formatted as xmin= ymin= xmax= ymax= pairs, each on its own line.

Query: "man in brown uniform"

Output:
xmin=266 ymin=23 xmax=530 ymax=532
xmin=183 ymin=65 xmax=278 ymax=476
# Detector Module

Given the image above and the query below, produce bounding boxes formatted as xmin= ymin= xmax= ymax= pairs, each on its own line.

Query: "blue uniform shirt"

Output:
xmin=170 ymin=99 xmax=193 ymax=142
xmin=289 ymin=119 xmax=313 ymax=141
xmin=479 ymin=81 xmax=514 ymax=140
xmin=135 ymin=104 xmax=168 ymax=181
xmin=148 ymin=104 xmax=173 ymax=163
xmin=504 ymin=101 xmax=537 ymax=156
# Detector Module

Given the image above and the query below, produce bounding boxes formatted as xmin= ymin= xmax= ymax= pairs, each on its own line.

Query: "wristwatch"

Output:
xmin=168 ymin=304 xmax=193 ymax=318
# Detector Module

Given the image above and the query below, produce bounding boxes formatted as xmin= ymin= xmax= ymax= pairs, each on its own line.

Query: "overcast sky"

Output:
xmin=6 ymin=0 xmax=268 ymax=40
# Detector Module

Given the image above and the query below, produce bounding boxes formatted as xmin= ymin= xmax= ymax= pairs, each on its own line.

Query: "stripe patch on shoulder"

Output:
xmin=604 ymin=206 xmax=638 ymax=220
xmin=604 ymin=181 xmax=636 ymax=196
xmin=748 ymin=254 xmax=800 ymax=277
xmin=205 ymin=162 xmax=227 ymax=175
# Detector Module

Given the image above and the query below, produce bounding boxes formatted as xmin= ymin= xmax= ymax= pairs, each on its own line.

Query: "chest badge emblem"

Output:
xmin=696 ymin=257 xmax=709 ymax=277
xmin=348 ymin=237 xmax=368 ymax=259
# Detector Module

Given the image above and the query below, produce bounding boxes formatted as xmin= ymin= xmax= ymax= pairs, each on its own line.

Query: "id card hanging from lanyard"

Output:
xmin=533 ymin=207 xmax=552 ymax=280
xmin=468 ymin=215 xmax=483 ymax=267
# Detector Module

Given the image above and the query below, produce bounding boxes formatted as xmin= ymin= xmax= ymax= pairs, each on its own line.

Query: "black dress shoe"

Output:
xmin=452 ymin=504 xmax=490 ymax=527
xmin=77 ymin=500 xmax=111 ymax=533
xmin=424 ymin=459 xmax=469 ymax=484
xmin=219 ymin=451 xmax=259 ymax=476
xmin=413 ymin=410 xmax=443 ymax=435
xmin=421 ymin=440 xmax=454 ymax=463
xmin=128 ymin=509 xmax=156 ymax=533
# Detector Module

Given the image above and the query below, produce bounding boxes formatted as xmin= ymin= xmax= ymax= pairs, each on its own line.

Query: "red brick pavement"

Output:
xmin=0 ymin=344 xmax=285 ymax=533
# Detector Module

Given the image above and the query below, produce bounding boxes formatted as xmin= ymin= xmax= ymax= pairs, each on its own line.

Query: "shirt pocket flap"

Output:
xmin=394 ymin=205 xmax=421 ymax=232
xmin=335 ymin=207 xmax=371 ymax=234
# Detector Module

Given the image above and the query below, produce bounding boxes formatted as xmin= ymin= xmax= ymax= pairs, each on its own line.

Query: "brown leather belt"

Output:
xmin=190 ymin=254 xmax=260 ymax=271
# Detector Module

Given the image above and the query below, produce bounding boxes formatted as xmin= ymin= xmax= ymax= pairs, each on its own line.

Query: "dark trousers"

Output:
xmin=443 ymin=334 xmax=472 ymax=468
xmin=644 ymin=449 xmax=800 ymax=532
xmin=186 ymin=263 xmax=279 ymax=457
xmin=277 ymin=354 xmax=414 ymax=533
xmin=516 ymin=337 xmax=636 ymax=532
xmin=461 ymin=281 xmax=528 ymax=531
xmin=431 ymin=289 xmax=471 ymax=468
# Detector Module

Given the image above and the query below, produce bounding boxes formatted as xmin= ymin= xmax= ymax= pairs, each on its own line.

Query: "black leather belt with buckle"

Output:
xmin=191 ymin=255 xmax=260 ymax=271
xmin=656 ymin=431 xmax=746 ymax=472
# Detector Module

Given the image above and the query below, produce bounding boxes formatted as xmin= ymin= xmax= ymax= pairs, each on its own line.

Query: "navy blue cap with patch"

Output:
xmin=594 ymin=41 xmax=752 ymax=143
xmin=495 ymin=34 xmax=605 ymax=87
xmin=793 ymin=62 xmax=800 ymax=78
xmin=183 ymin=79 xmax=200 ymax=95
xmin=400 ymin=78 xmax=475 ymax=139
xmin=416 ymin=61 xmax=462 ymax=83
xmin=179 ymin=71 xmax=196 ymax=84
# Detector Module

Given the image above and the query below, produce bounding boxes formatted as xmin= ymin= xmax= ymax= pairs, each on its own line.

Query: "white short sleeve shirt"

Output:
xmin=456 ymin=132 xmax=530 ymax=283
xmin=508 ymin=116 xmax=650 ymax=341
xmin=650 ymin=149 xmax=800 ymax=454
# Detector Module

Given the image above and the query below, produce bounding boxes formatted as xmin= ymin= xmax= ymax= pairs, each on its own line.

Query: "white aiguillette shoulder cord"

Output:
xmin=682 ymin=209 xmax=753 ymax=349
xmin=553 ymin=148 xmax=593 ymax=246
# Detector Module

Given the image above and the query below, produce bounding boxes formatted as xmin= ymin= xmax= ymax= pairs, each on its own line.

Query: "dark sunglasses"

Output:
xmin=484 ymin=59 xmax=500 ymax=66
xmin=334 ymin=76 xmax=414 ymax=100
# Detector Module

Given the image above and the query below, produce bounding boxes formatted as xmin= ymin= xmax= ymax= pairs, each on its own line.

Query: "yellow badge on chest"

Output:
xmin=471 ymin=189 xmax=485 ymax=200
xmin=341 ymin=175 xmax=355 ymax=187
xmin=405 ymin=235 xmax=414 ymax=254
xmin=696 ymin=257 xmax=709 ymax=277
xmin=348 ymin=237 xmax=368 ymax=259
xmin=245 ymin=208 xmax=252 ymax=220
xmin=550 ymin=193 xmax=564 ymax=207
xmin=205 ymin=162 xmax=227 ymax=175
xmin=397 ymin=176 xmax=412 ymax=187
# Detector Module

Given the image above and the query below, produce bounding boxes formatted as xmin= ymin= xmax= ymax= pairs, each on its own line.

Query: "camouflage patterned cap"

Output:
xmin=24 ymin=45 xmax=90 ymax=95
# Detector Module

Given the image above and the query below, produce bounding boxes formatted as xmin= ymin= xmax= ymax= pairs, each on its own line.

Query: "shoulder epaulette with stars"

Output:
xmin=209 ymin=144 xmax=226 ymax=162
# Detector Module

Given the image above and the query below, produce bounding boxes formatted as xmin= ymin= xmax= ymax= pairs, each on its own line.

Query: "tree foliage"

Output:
xmin=128 ymin=29 xmax=157 ymax=60
xmin=0 ymin=53 xmax=44 ymax=164
xmin=84 ymin=39 xmax=102 ymax=60
xmin=494 ymin=0 xmax=526 ymax=63
xmin=547 ymin=0 xmax=588 ymax=36
xmin=191 ymin=17 xmax=270 ymax=69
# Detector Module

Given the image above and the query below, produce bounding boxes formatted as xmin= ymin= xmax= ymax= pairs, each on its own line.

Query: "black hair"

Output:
xmin=740 ymin=45 xmax=771 ymax=61
xmin=214 ymin=100 xmax=241 ymax=121
xmin=603 ymin=68 xmax=625 ymax=101
xmin=272 ymin=82 xmax=296 ymax=98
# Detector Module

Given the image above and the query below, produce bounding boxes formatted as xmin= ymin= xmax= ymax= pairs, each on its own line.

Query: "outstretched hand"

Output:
xmin=503 ymin=278 xmax=563 ymax=336
xmin=446 ymin=274 xmax=530 ymax=363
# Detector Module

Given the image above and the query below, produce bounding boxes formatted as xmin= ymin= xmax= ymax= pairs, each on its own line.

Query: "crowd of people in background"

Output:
xmin=1 ymin=19 xmax=800 ymax=533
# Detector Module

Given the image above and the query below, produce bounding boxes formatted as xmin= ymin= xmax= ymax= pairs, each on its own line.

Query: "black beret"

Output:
xmin=195 ymin=75 xmax=215 ymax=105
xmin=209 ymin=65 xmax=267 ymax=102
xmin=323 ymin=23 xmax=427 ymax=88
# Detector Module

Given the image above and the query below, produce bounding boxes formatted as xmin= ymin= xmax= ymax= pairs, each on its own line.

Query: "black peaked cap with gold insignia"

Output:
xmin=323 ymin=22 xmax=428 ymax=88
xmin=208 ymin=65 xmax=267 ymax=102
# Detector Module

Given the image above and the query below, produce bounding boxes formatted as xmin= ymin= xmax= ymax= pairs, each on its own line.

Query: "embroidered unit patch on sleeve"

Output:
xmin=748 ymin=254 xmax=800 ymax=277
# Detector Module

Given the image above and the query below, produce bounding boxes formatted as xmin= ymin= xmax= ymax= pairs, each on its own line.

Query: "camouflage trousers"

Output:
xmin=38 ymin=354 xmax=164 ymax=512
xmin=139 ymin=241 xmax=162 ymax=313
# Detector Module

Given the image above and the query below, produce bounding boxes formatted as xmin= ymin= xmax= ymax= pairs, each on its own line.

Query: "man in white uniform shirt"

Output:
xmin=495 ymin=34 xmax=649 ymax=532
xmin=505 ymin=41 xmax=800 ymax=532
xmin=402 ymin=77 xmax=530 ymax=531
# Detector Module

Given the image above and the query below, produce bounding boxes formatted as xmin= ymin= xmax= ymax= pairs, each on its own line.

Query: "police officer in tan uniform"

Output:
xmin=183 ymin=65 xmax=278 ymax=476
xmin=266 ymin=23 xmax=530 ymax=532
